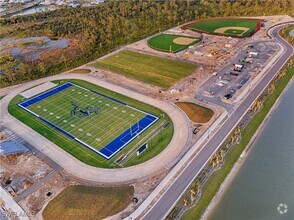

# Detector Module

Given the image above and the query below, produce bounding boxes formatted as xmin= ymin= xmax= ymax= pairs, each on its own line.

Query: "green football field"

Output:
xmin=147 ymin=34 xmax=199 ymax=53
xmin=9 ymin=79 xmax=174 ymax=168
xmin=93 ymin=50 xmax=196 ymax=88
xmin=185 ymin=19 xmax=261 ymax=37
xmin=24 ymin=84 xmax=146 ymax=153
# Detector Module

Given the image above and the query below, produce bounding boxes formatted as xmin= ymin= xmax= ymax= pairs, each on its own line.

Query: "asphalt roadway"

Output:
xmin=141 ymin=24 xmax=293 ymax=220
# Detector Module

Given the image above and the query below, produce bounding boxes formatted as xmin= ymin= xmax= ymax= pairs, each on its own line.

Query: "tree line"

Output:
xmin=0 ymin=0 xmax=293 ymax=87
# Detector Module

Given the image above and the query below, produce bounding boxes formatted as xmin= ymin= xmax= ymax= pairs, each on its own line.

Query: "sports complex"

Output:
xmin=182 ymin=18 xmax=263 ymax=37
xmin=18 ymin=82 xmax=158 ymax=160
xmin=9 ymin=79 xmax=174 ymax=168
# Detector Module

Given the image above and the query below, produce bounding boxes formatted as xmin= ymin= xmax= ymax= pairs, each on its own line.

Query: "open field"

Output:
xmin=9 ymin=79 xmax=173 ymax=168
xmin=175 ymin=102 xmax=214 ymax=123
xmin=184 ymin=19 xmax=261 ymax=37
xmin=147 ymin=34 xmax=199 ymax=53
xmin=93 ymin=50 xmax=196 ymax=88
xmin=43 ymin=185 xmax=134 ymax=220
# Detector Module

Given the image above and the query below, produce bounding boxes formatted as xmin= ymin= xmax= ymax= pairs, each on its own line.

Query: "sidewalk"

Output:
xmin=0 ymin=186 xmax=29 ymax=220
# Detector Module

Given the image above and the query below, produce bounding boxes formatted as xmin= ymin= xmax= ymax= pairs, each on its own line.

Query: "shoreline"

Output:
xmin=201 ymin=77 xmax=294 ymax=220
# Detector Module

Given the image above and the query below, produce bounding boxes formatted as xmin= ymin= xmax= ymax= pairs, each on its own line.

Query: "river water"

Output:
xmin=209 ymin=82 xmax=294 ymax=220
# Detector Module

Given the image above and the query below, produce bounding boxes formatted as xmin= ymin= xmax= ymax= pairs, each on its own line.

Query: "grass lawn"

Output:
xmin=175 ymin=102 xmax=214 ymax=123
xmin=182 ymin=63 xmax=294 ymax=220
xmin=126 ymin=124 xmax=174 ymax=166
xmin=147 ymin=34 xmax=199 ymax=53
xmin=43 ymin=185 xmax=134 ymax=220
xmin=93 ymin=50 xmax=196 ymax=88
xmin=9 ymin=79 xmax=173 ymax=168
xmin=186 ymin=19 xmax=261 ymax=37
xmin=69 ymin=69 xmax=91 ymax=74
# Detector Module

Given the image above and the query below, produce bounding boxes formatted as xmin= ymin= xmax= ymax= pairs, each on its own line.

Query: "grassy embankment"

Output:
xmin=175 ymin=102 xmax=214 ymax=123
xmin=43 ymin=185 xmax=134 ymax=220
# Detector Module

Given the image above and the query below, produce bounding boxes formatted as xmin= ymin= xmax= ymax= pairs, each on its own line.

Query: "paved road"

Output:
xmin=141 ymin=24 xmax=293 ymax=220
xmin=0 ymin=74 xmax=191 ymax=184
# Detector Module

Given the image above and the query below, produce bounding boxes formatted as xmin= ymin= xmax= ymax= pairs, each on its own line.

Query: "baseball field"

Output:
xmin=184 ymin=19 xmax=262 ymax=37
xmin=147 ymin=34 xmax=200 ymax=53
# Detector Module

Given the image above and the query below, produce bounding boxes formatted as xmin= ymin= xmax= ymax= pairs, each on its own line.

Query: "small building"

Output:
xmin=225 ymin=43 xmax=232 ymax=48
xmin=233 ymin=64 xmax=244 ymax=72
xmin=0 ymin=141 xmax=29 ymax=156
xmin=249 ymin=51 xmax=258 ymax=57
xmin=244 ymin=57 xmax=253 ymax=64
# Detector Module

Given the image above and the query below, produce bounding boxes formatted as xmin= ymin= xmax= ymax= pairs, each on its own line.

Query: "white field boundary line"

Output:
xmin=38 ymin=89 xmax=139 ymax=144
xmin=102 ymin=116 xmax=159 ymax=159
xmin=19 ymin=82 xmax=157 ymax=160
xmin=18 ymin=82 xmax=72 ymax=106
xmin=20 ymin=81 xmax=57 ymax=99
xmin=128 ymin=24 xmax=292 ymax=220
xmin=25 ymin=83 xmax=148 ymax=150
xmin=159 ymin=25 xmax=293 ymax=220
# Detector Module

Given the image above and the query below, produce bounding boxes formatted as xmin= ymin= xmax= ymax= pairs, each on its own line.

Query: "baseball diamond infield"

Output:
xmin=147 ymin=34 xmax=200 ymax=53
xmin=182 ymin=18 xmax=263 ymax=37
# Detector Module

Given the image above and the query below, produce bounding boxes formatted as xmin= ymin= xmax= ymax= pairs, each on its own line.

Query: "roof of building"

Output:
xmin=0 ymin=140 xmax=29 ymax=156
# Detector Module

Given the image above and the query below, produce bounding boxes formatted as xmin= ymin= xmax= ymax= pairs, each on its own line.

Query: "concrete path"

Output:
xmin=0 ymin=74 xmax=191 ymax=184
xmin=0 ymin=186 xmax=29 ymax=220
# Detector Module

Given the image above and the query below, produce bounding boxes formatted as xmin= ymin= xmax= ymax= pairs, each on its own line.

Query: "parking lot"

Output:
xmin=196 ymin=40 xmax=278 ymax=107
